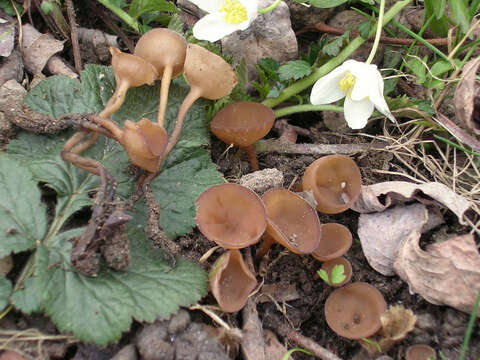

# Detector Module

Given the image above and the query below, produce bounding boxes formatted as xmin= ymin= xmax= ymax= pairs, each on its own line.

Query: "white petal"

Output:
xmin=350 ymin=64 xmax=380 ymax=101
xmin=344 ymin=96 xmax=374 ymax=129
xmin=189 ymin=0 xmax=222 ymax=13
xmin=241 ymin=0 xmax=258 ymax=21
xmin=193 ymin=13 xmax=245 ymax=41
xmin=370 ymin=89 xmax=396 ymax=122
xmin=309 ymin=65 xmax=348 ymax=105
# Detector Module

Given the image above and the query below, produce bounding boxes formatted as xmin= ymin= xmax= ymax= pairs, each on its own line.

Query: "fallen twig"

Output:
xmin=255 ymin=139 xmax=387 ymax=155
xmin=65 ymin=0 xmax=82 ymax=73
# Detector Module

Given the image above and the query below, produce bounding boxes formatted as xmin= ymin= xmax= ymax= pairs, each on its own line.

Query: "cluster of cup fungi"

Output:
xmin=196 ymin=153 xmax=390 ymax=340
xmin=58 ymin=26 xmax=433 ymax=357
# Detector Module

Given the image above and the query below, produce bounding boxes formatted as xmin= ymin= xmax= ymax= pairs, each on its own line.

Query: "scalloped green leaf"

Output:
xmin=0 ymin=156 xmax=48 ymax=257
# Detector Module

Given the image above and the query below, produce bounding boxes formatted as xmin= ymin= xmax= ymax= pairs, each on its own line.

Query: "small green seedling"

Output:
xmin=281 ymin=347 xmax=313 ymax=360
xmin=317 ymin=264 xmax=346 ymax=285
xmin=361 ymin=338 xmax=382 ymax=353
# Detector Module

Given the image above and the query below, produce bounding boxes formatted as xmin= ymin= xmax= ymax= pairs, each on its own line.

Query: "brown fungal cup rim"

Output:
xmin=312 ymin=223 xmax=353 ymax=262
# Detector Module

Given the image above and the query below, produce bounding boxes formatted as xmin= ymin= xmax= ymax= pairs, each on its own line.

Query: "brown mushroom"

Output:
xmin=320 ymin=256 xmax=352 ymax=287
xmin=256 ymin=188 xmax=321 ymax=258
xmin=312 ymin=223 xmax=352 ymax=262
xmin=196 ymin=183 xmax=267 ymax=249
xmin=209 ymin=249 xmax=257 ymax=312
xmin=405 ymin=345 xmax=436 ymax=360
xmin=100 ymin=47 xmax=158 ymax=118
xmin=96 ymin=117 xmax=168 ymax=172
xmin=134 ymin=28 xmax=187 ymax=126
xmin=163 ymin=44 xmax=237 ymax=159
xmin=302 ymin=155 xmax=362 ymax=214
xmin=324 ymin=282 xmax=387 ymax=339
xmin=210 ymin=102 xmax=275 ymax=171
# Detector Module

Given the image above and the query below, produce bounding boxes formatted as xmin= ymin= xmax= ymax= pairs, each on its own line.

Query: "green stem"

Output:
xmin=258 ymin=0 xmax=281 ymax=14
xmin=459 ymin=290 xmax=480 ymax=360
xmin=96 ymin=0 xmax=140 ymax=33
xmin=399 ymin=14 xmax=434 ymax=72
xmin=261 ymin=0 xmax=412 ymax=109
xmin=365 ymin=0 xmax=385 ymax=64
xmin=274 ymin=104 xmax=343 ymax=118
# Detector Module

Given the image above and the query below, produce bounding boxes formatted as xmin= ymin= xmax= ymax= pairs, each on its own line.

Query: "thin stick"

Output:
xmin=255 ymin=139 xmax=387 ymax=155
xmin=65 ymin=0 xmax=82 ymax=73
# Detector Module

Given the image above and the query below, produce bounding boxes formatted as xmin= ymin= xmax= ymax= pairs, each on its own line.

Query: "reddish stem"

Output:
xmin=241 ymin=144 xmax=259 ymax=171
xmin=255 ymin=233 xmax=275 ymax=259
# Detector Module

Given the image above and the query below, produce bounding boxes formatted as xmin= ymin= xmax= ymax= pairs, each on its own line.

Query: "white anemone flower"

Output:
xmin=190 ymin=0 xmax=258 ymax=42
xmin=310 ymin=59 xmax=395 ymax=129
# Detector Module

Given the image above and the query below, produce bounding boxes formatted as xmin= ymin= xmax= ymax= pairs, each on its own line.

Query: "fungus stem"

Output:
xmin=365 ymin=0 xmax=385 ymax=64
xmin=261 ymin=0 xmax=411 ymax=108
xmin=258 ymin=0 xmax=281 ymax=14
xmin=158 ymin=65 xmax=173 ymax=127
xmin=164 ymin=88 xmax=202 ymax=158
xmin=100 ymin=81 xmax=130 ymax=118
xmin=91 ymin=117 xmax=123 ymax=141
xmin=255 ymin=233 xmax=275 ymax=259
xmin=241 ymin=144 xmax=259 ymax=171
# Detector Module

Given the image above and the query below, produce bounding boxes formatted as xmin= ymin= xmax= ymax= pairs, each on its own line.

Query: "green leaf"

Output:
xmin=358 ymin=20 xmax=373 ymax=40
xmin=317 ymin=269 xmax=329 ymax=284
xmin=40 ymin=0 xmax=53 ymax=14
xmin=431 ymin=0 xmax=446 ymax=19
xmin=168 ymin=13 xmax=184 ymax=35
xmin=309 ymin=0 xmax=348 ymax=8
xmin=0 ymin=277 xmax=12 ymax=311
xmin=0 ymin=155 xmax=48 ymax=258
xmin=128 ymin=0 xmax=176 ymax=19
xmin=330 ymin=264 xmax=346 ymax=284
xmin=322 ymin=35 xmax=346 ymax=57
xmin=281 ymin=348 xmax=313 ymax=360
xmin=406 ymin=57 xmax=427 ymax=84
xmin=447 ymin=0 xmax=470 ymax=34
xmin=11 ymin=277 xmax=43 ymax=314
xmin=0 ymin=0 xmax=23 ymax=16
xmin=20 ymin=219 xmax=207 ymax=345
xmin=278 ymin=60 xmax=312 ymax=81
xmin=424 ymin=0 xmax=449 ymax=35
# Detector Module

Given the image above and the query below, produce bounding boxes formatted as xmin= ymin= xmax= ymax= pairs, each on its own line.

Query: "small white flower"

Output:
xmin=190 ymin=0 xmax=258 ymax=42
xmin=310 ymin=59 xmax=395 ymax=129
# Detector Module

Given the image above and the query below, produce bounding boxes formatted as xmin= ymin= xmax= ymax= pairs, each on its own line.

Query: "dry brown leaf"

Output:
xmin=358 ymin=204 xmax=443 ymax=276
xmin=393 ymin=233 xmax=480 ymax=315
xmin=257 ymin=283 xmax=300 ymax=303
xmin=21 ymin=24 xmax=65 ymax=75
xmin=454 ymin=57 xmax=480 ymax=135
xmin=264 ymin=330 xmax=291 ymax=360
xmin=0 ymin=255 xmax=13 ymax=276
xmin=351 ymin=181 xmax=471 ymax=222
xmin=0 ymin=17 xmax=15 ymax=58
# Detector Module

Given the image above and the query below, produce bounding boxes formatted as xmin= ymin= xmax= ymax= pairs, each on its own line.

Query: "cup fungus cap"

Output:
xmin=121 ymin=118 xmax=168 ymax=172
xmin=184 ymin=44 xmax=237 ymax=100
xmin=321 ymin=257 xmax=352 ymax=287
xmin=210 ymin=102 xmax=275 ymax=148
xmin=312 ymin=223 xmax=353 ymax=262
xmin=324 ymin=282 xmax=387 ymax=339
xmin=134 ymin=28 xmax=187 ymax=79
xmin=405 ymin=344 xmax=436 ymax=360
xmin=110 ymin=47 xmax=158 ymax=87
xmin=209 ymin=249 xmax=257 ymax=313
xmin=196 ymin=183 xmax=267 ymax=249
xmin=302 ymin=155 xmax=362 ymax=214
xmin=261 ymin=189 xmax=321 ymax=255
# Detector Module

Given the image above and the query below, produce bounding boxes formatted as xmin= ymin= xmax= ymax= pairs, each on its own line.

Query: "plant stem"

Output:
xmin=366 ymin=0 xmax=385 ymax=64
xmin=459 ymin=290 xmax=480 ymax=360
xmin=274 ymin=104 xmax=343 ymax=118
xmin=261 ymin=0 xmax=412 ymax=108
xmin=258 ymin=0 xmax=281 ymax=14
xmin=96 ymin=0 xmax=140 ymax=33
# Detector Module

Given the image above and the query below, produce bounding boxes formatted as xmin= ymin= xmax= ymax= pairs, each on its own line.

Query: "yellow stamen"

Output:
xmin=339 ymin=71 xmax=356 ymax=97
xmin=219 ymin=0 xmax=248 ymax=24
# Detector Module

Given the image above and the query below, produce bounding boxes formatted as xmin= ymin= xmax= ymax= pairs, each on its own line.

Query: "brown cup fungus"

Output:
xmin=320 ymin=257 xmax=352 ymax=287
xmin=210 ymin=102 xmax=275 ymax=171
xmin=324 ymin=282 xmax=387 ymax=339
xmin=209 ymin=249 xmax=257 ymax=312
xmin=196 ymin=183 xmax=266 ymax=249
xmin=405 ymin=345 xmax=436 ymax=360
xmin=312 ymin=223 xmax=352 ymax=262
xmin=98 ymin=118 xmax=168 ymax=172
xmin=302 ymin=155 xmax=362 ymax=214
xmin=101 ymin=47 xmax=158 ymax=119
xmin=134 ymin=28 xmax=187 ymax=126
xmin=256 ymin=189 xmax=321 ymax=258
xmin=164 ymin=44 xmax=237 ymax=158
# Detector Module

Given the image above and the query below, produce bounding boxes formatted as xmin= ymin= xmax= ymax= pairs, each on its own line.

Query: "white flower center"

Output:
xmin=219 ymin=0 xmax=248 ymax=24
xmin=339 ymin=71 xmax=356 ymax=97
